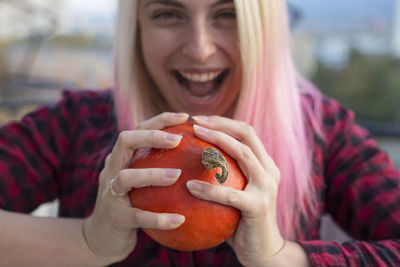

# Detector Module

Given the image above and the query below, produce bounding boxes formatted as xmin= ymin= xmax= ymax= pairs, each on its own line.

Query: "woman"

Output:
xmin=0 ymin=0 xmax=399 ymax=266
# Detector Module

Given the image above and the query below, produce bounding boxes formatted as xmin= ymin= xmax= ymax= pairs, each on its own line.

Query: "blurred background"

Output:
xmin=0 ymin=0 xmax=115 ymax=123
xmin=0 ymin=0 xmax=399 ymax=241
xmin=288 ymin=0 xmax=400 ymax=168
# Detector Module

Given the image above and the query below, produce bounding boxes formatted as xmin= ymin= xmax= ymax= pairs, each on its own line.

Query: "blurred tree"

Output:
xmin=312 ymin=50 xmax=400 ymax=125
xmin=0 ymin=40 xmax=11 ymax=96
xmin=50 ymin=34 xmax=96 ymax=48
xmin=0 ymin=41 xmax=7 ymax=77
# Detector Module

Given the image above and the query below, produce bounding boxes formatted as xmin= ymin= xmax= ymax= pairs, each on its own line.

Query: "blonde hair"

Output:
xmin=115 ymin=0 xmax=317 ymax=240
xmin=114 ymin=0 xmax=163 ymax=129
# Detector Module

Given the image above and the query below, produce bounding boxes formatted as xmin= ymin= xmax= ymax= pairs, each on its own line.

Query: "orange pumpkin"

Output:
xmin=129 ymin=122 xmax=247 ymax=251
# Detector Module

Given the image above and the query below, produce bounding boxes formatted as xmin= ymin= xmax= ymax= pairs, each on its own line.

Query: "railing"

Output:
xmin=358 ymin=119 xmax=400 ymax=138
xmin=358 ymin=119 xmax=400 ymax=169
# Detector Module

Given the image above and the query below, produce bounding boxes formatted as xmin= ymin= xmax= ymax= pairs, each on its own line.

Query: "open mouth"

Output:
xmin=174 ymin=70 xmax=229 ymax=99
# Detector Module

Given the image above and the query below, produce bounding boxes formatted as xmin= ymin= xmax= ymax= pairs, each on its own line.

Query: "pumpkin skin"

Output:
xmin=129 ymin=122 xmax=247 ymax=251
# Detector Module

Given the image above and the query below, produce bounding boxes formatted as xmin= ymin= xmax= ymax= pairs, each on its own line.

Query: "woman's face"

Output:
xmin=139 ymin=0 xmax=242 ymax=116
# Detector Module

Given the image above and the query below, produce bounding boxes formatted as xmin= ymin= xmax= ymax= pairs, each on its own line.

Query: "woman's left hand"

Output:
xmin=188 ymin=116 xmax=285 ymax=267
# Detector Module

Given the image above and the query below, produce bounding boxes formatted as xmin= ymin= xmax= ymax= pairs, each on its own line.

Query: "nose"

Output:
xmin=181 ymin=20 xmax=217 ymax=63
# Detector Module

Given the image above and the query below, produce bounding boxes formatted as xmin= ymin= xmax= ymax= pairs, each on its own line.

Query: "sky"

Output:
xmin=64 ymin=0 xmax=116 ymax=17
xmin=63 ymin=0 xmax=394 ymax=22
xmin=289 ymin=0 xmax=394 ymax=31
xmin=61 ymin=0 xmax=396 ymax=34
xmin=61 ymin=0 xmax=116 ymax=35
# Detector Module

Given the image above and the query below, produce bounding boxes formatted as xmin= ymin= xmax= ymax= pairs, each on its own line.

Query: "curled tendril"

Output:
xmin=201 ymin=147 xmax=229 ymax=185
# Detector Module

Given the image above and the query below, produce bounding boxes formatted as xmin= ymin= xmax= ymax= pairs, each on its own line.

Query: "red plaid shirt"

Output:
xmin=0 ymin=89 xmax=399 ymax=266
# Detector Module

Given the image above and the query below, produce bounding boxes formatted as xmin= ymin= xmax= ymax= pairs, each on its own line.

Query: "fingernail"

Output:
xmin=193 ymin=124 xmax=209 ymax=134
xmin=166 ymin=134 xmax=182 ymax=142
xmin=192 ymin=116 xmax=208 ymax=123
xmin=187 ymin=180 xmax=202 ymax=191
xmin=164 ymin=169 xmax=181 ymax=179
xmin=170 ymin=215 xmax=185 ymax=225
xmin=175 ymin=113 xmax=189 ymax=119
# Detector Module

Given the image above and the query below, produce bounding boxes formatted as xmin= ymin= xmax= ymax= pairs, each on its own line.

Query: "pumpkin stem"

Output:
xmin=201 ymin=147 xmax=229 ymax=185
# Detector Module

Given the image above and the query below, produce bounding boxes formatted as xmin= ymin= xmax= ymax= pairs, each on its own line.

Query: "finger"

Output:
xmin=135 ymin=112 xmax=189 ymax=130
xmin=192 ymin=116 xmax=272 ymax=170
xmin=109 ymin=168 xmax=182 ymax=196
xmin=126 ymin=208 xmax=185 ymax=230
xmin=107 ymin=130 xmax=183 ymax=174
xmin=193 ymin=124 xmax=264 ymax=182
xmin=186 ymin=180 xmax=257 ymax=216
xmin=194 ymin=124 xmax=280 ymax=183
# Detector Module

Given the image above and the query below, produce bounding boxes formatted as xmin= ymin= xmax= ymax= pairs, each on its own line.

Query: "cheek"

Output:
xmin=227 ymin=41 xmax=241 ymax=67
xmin=141 ymin=32 xmax=159 ymax=68
xmin=141 ymin=31 xmax=176 ymax=73
xmin=140 ymin=31 xmax=179 ymax=102
xmin=215 ymin=30 xmax=241 ymax=70
xmin=221 ymin=36 xmax=241 ymax=79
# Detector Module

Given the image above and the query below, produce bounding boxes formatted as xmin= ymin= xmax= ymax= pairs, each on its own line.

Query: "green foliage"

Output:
xmin=50 ymin=34 xmax=94 ymax=47
xmin=312 ymin=50 xmax=400 ymax=125
xmin=0 ymin=42 xmax=6 ymax=74
xmin=0 ymin=41 xmax=11 ymax=79
xmin=48 ymin=34 xmax=111 ymax=49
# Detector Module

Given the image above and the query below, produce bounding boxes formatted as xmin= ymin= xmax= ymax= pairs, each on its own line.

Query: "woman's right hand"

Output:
xmin=82 ymin=112 xmax=189 ymax=265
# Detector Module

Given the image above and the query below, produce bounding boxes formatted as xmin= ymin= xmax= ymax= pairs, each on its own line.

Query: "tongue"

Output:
xmin=186 ymin=81 xmax=215 ymax=97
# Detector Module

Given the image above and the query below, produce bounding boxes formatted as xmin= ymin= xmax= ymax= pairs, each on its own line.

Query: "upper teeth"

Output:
xmin=179 ymin=71 xmax=222 ymax=82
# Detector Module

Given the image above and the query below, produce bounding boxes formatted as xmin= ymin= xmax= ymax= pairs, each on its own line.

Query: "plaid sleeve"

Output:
xmin=0 ymin=90 xmax=75 ymax=212
xmin=300 ymin=97 xmax=400 ymax=266
xmin=300 ymin=240 xmax=400 ymax=266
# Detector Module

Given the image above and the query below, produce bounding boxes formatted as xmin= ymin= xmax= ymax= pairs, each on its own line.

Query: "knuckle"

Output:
xmin=238 ymin=120 xmax=248 ymax=128
xmin=154 ymin=214 xmax=167 ymax=228
xmin=160 ymin=112 xmax=174 ymax=122
xmin=116 ymin=170 xmax=129 ymax=187
xmin=196 ymin=184 xmax=212 ymax=201
xmin=150 ymin=130 xmax=165 ymax=142
xmin=247 ymin=124 xmax=256 ymax=136
xmin=240 ymin=144 xmax=253 ymax=160
xmin=240 ymin=122 xmax=255 ymax=138
xmin=118 ymin=131 xmax=131 ymax=145
xmin=246 ymin=123 xmax=255 ymax=132
xmin=226 ymin=189 xmax=239 ymax=205
xmin=147 ymin=168 xmax=160 ymax=180
xmin=150 ymin=129 xmax=161 ymax=139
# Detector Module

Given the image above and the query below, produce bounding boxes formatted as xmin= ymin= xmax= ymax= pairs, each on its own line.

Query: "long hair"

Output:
xmin=114 ymin=1 xmax=164 ymax=130
xmin=114 ymin=0 xmax=317 ymax=240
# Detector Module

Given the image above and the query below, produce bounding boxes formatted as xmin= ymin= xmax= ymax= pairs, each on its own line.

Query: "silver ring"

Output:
xmin=108 ymin=177 xmax=127 ymax=197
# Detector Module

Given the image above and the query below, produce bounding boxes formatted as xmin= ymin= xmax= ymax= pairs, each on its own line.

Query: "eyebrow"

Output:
xmin=211 ymin=0 xmax=234 ymax=8
xmin=144 ymin=0 xmax=184 ymax=8
xmin=144 ymin=0 xmax=233 ymax=8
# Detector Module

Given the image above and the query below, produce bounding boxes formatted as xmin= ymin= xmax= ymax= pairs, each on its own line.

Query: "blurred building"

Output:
xmin=0 ymin=0 xmax=64 ymax=41
xmin=290 ymin=0 xmax=395 ymax=73
xmin=0 ymin=0 xmax=114 ymax=125
xmin=393 ymin=0 xmax=400 ymax=57
xmin=59 ymin=0 xmax=116 ymax=38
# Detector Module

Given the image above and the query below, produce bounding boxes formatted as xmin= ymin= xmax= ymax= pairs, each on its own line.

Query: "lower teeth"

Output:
xmin=175 ymin=71 xmax=227 ymax=99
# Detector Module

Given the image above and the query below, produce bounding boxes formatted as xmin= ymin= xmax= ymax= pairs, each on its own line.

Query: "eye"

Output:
xmin=217 ymin=10 xmax=236 ymax=19
xmin=214 ymin=8 xmax=237 ymax=28
xmin=153 ymin=11 xmax=181 ymax=21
